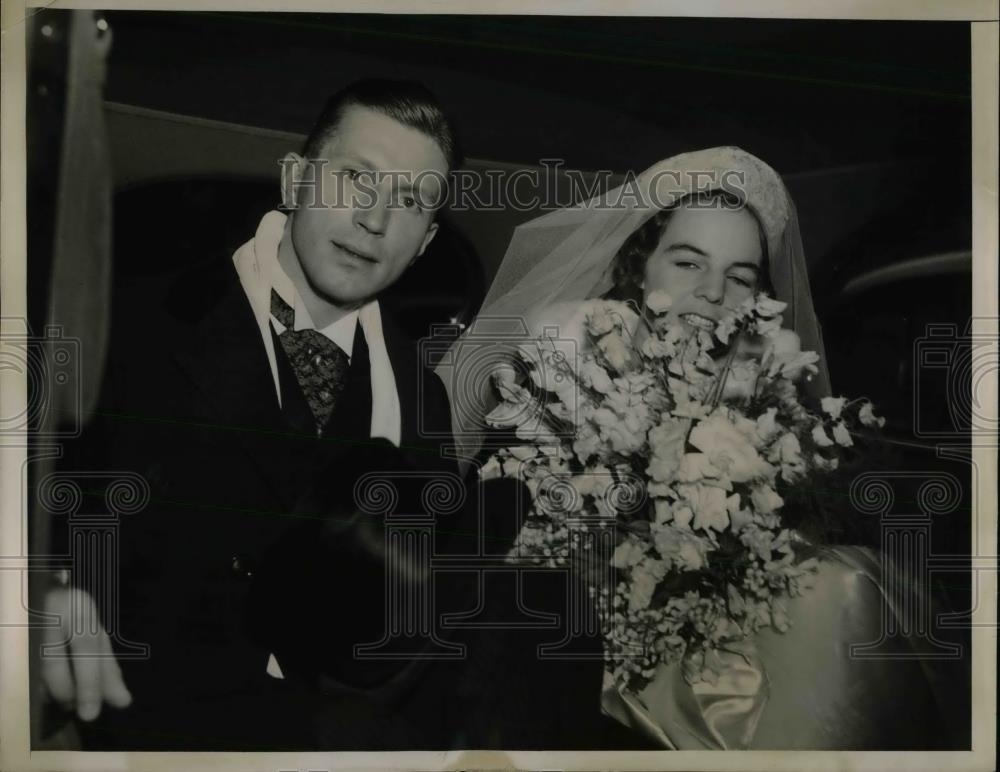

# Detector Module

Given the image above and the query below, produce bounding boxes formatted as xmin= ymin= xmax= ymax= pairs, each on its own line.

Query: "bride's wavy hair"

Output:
xmin=606 ymin=188 xmax=773 ymax=305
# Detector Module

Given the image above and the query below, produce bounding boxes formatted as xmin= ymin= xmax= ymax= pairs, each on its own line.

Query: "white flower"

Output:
xmin=653 ymin=499 xmax=695 ymax=529
xmin=579 ymin=359 xmax=614 ymax=394
xmin=677 ymin=453 xmax=727 ymax=485
xmin=538 ymin=474 xmax=584 ymax=515
xmin=668 ymin=378 xmax=712 ymax=419
xmin=761 ymin=330 xmax=820 ymax=381
xmin=754 ymin=407 xmax=781 ymax=445
xmin=689 ymin=413 xmax=773 ymax=483
xmin=647 ymin=419 xmax=689 ymax=482
xmin=832 ymin=421 xmax=854 ymax=447
xmin=812 ymin=452 xmax=840 ymax=472
xmin=677 ymin=539 xmax=709 ymax=571
xmin=672 ymin=505 xmax=694 ymax=529
xmin=592 ymin=407 xmax=617 ymax=428
xmin=755 ymin=295 xmax=787 ymax=318
xmin=586 ymin=305 xmax=621 ymax=337
xmin=592 ymin=405 xmax=646 ymax=455
xmin=545 ymin=399 xmax=574 ymax=424
xmin=811 ymin=423 xmax=835 ymax=447
xmin=509 ymin=445 xmax=537 ymax=461
xmin=755 ymin=314 xmax=783 ymax=336
xmin=741 ymin=525 xmax=775 ymax=561
xmin=652 ymin=523 xmax=709 ymax=570
xmin=728 ymin=409 xmax=758 ymax=442
xmin=492 ymin=361 xmax=519 ymax=389
xmin=821 ymin=396 xmax=847 ymax=420
xmin=859 ymin=401 xmax=886 ymax=428
xmin=750 ymin=484 xmax=784 ymax=515
xmin=714 ymin=312 xmax=741 ymax=345
xmin=484 ymin=390 xmax=531 ymax=428
xmin=647 ymin=480 xmax=671 ymax=498
xmin=767 ymin=328 xmax=799 ymax=354
xmin=768 ymin=431 xmax=806 ymax=483
xmin=479 ymin=454 xmax=503 ymax=481
xmin=677 ymin=482 xmax=730 ymax=532
xmin=596 ymin=332 xmax=631 ymax=372
xmin=612 ymin=536 xmax=647 ymax=569
xmin=645 ymin=290 xmax=673 ymax=314
xmin=609 ymin=426 xmax=645 ymax=455
xmin=572 ymin=425 xmax=602 ymax=462
xmin=571 ymin=469 xmax=611 ymax=499
xmin=768 ymin=350 xmax=820 ymax=382
xmin=729 ymin=506 xmax=753 ymax=533
xmin=628 ymin=558 xmax=667 ymax=611
xmin=640 ymin=335 xmax=675 ymax=359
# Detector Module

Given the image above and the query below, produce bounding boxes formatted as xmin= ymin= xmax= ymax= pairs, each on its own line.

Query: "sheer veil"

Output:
xmin=438 ymin=147 xmax=832 ymax=462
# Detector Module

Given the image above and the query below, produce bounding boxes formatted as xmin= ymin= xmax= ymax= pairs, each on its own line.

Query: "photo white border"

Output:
xmin=2 ymin=2 xmax=997 ymax=771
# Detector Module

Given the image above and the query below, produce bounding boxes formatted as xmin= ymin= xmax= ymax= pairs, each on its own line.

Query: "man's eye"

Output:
xmin=402 ymin=195 xmax=420 ymax=210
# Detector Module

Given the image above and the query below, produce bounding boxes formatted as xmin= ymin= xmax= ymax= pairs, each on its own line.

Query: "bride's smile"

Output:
xmin=678 ymin=312 xmax=718 ymax=331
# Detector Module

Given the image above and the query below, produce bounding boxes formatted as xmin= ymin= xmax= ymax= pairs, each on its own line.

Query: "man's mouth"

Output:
xmin=679 ymin=313 xmax=717 ymax=331
xmin=332 ymin=241 xmax=378 ymax=264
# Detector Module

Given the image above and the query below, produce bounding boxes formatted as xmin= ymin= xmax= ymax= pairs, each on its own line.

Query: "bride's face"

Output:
xmin=642 ymin=201 xmax=764 ymax=333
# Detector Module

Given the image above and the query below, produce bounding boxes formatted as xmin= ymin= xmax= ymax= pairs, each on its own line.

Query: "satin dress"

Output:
xmin=601 ymin=546 xmax=964 ymax=750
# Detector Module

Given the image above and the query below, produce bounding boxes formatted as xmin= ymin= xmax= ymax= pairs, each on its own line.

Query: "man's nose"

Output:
xmin=694 ymin=272 xmax=725 ymax=304
xmin=353 ymin=185 xmax=390 ymax=236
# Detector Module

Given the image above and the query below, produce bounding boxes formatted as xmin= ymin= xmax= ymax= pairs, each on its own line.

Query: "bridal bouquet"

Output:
xmin=480 ymin=291 xmax=885 ymax=692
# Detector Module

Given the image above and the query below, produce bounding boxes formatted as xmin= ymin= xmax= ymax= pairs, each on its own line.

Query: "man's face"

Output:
xmin=285 ymin=105 xmax=449 ymax=307
xmin=642 ymin=201 xmax=764 ymax=333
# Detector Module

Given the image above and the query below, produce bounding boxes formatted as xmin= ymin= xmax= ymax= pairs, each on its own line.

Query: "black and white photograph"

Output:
xmin=1 ymin=2 xmax=996 ymax=769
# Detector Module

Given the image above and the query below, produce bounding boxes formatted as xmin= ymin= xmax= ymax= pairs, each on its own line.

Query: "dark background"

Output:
xmin=102 ymin=12 xmax=970 ymax=173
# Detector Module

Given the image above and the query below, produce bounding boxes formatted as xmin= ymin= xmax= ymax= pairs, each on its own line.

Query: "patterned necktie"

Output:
xmin=270 ymin=289 xmax=350 ymax=434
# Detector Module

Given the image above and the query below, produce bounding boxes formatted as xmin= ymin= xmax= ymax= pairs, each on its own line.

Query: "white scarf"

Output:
xmin=231 ymin=210 xmax=402 ymax=447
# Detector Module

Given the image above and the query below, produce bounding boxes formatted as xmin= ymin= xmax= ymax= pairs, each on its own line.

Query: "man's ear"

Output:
xmin=412 ymin=221 xmax=439 ymax=264
xmin=280 ymin=152 xmax=305 ymax=209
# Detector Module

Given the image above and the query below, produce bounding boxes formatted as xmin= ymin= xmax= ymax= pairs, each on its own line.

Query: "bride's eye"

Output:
xmin=673 ymin=260 xmax=700 ymax=270
xmin=727 ymin=274 xmax=753 ymax=288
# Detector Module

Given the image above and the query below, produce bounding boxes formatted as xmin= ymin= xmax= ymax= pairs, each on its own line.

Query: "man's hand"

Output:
xmin=41 ymin=586 xmax=132 ymax=721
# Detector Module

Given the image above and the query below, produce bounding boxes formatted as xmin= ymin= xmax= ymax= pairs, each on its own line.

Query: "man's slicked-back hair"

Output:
xmin=301 ymin=79 xmax=462 ymax=171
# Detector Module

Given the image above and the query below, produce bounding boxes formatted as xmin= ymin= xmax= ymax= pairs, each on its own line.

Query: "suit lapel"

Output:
xmin=377 ymin=308 xmax=454 ymax=477
xmin=379 ymin=310 xmax=421 ymax=450
xmin=165 ymin=261 xmax=308 ymax=506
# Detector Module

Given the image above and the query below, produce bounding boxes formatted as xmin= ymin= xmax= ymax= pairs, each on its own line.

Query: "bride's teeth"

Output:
xmin=683 ymin=314 xmax=715 ymax=330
